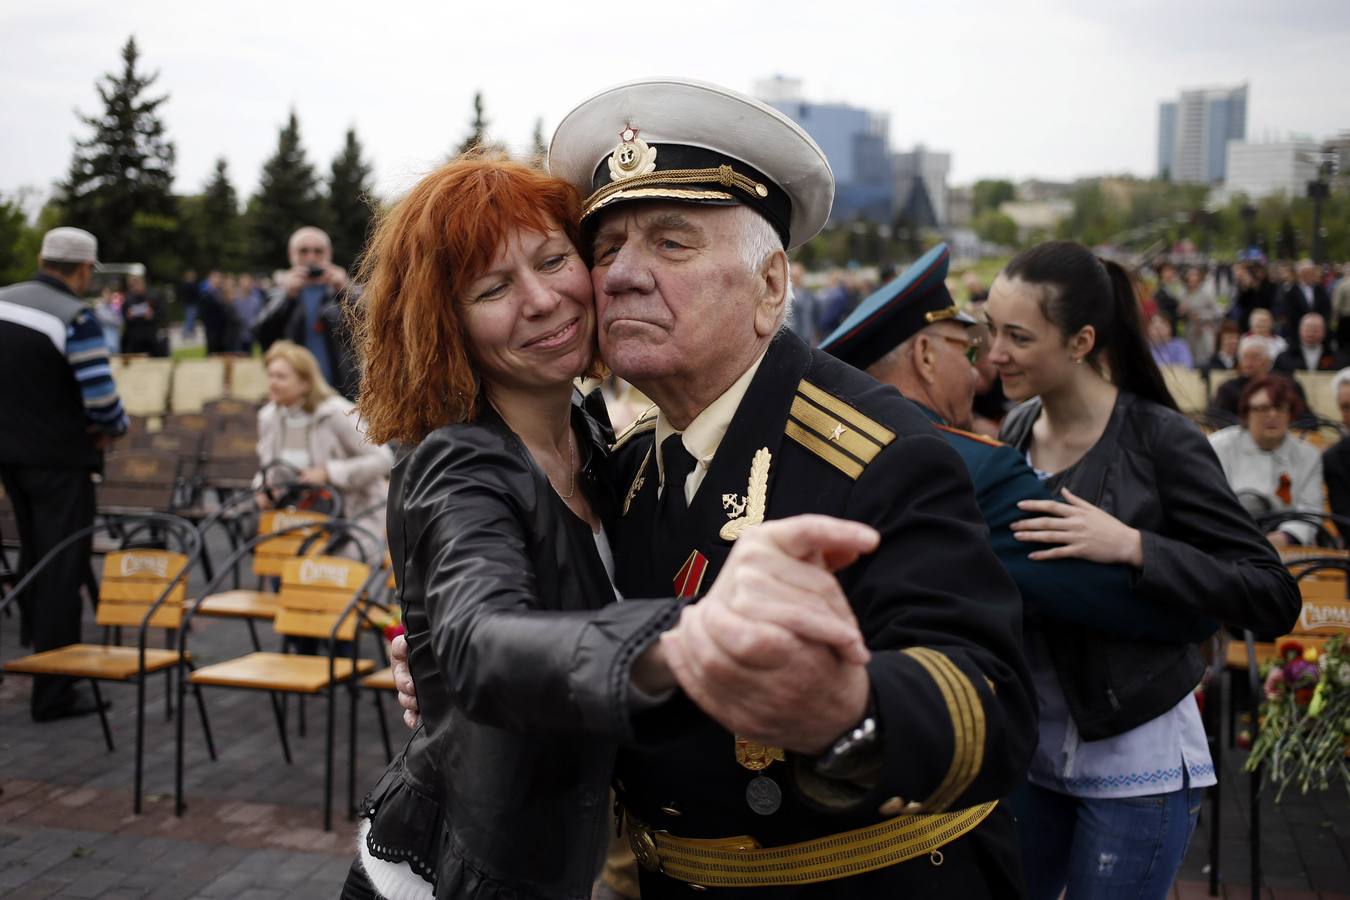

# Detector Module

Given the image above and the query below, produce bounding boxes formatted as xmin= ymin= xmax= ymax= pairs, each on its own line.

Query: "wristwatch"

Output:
xmin=812 ymin=699 xmax=881 ymax=780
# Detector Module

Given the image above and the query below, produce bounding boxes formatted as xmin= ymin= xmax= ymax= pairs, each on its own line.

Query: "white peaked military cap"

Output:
xmin=549 ymin=77 xmax=834 ymax=250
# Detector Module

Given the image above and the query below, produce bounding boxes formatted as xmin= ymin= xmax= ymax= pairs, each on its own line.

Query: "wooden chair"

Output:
xmin=113 ymin=362 xmax=173 ymax=418
xmin=170 ymin=357 xmax=227 ymax=414
xmin=228 ymin=357 xmax=269 ymax=403
xmin=1 ymin=514 xmax=214 ymax=813
xmin=1161 ymin=365 xmax=1207 ymax=414
xmin=163 ymin=412 xmax=208 ymax=435
xmin=200 ymin=431 xmax=259 ymax=495
xmin=201 ymin=396 xmax=256 ymax=423
xmin=1295 ymin=371 xmax=1339 ymax=423
xmin=194 ymin=509 xmax=331 ymax=646
xmin=176 ymin=544 xmax=383 ymax=829
xmin=98 ymin=449 xmax=182 ymax=516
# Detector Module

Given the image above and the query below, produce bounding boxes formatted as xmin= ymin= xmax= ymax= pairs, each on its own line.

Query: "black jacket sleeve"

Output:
xmin=1133 ymin=411 xmax=1300 ymax=639
xmin=801 ymin=432 xmax=1036 ymax=815
xmin=400 ymin=427 xmax=681 ymax=742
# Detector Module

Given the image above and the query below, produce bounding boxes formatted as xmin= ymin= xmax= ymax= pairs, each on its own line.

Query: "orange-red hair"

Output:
xmin=352 ymin=155 xmax=587 ymax=446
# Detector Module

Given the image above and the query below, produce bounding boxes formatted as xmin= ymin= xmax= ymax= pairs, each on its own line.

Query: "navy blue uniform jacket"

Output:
xmin=609 ymin=333 xmax=1035 ymax=899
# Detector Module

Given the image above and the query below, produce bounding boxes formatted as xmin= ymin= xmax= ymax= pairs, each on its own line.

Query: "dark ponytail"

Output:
xmin=1003 ymin=240 xmax=1178 ymax=411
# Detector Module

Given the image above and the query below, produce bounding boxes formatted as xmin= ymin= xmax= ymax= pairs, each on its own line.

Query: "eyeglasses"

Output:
xmin=1246 ymin=403 xmax=1289 ymax=416
xmin=938 ymin=335 xmax=982 ymax=365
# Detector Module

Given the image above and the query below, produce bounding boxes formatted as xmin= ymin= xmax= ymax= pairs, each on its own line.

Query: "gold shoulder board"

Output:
xmin=785 ymin=380 xmax=896 ymax=480
xmin=934 ymin=424 xmax=1004 ymax=448
xmin=612 ymin=406 xmax=658 ymax=451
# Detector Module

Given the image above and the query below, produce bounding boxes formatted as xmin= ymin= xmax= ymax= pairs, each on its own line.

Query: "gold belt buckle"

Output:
xmin=627 ymin=817 xmax=664 ymax=873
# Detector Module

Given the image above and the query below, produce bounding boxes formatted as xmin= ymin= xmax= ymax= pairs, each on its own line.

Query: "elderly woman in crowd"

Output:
xmin=254 ymin=339 xmax=392 ymax=561
xmin=1208 ymin=374 xmax=1322 ymax=548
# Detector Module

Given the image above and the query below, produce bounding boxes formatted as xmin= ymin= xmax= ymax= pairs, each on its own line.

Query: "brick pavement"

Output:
xmin=2 ymin=529 xmax=1348 ymax=898
xmin=0 ymin=527 xmax=400 ymax=898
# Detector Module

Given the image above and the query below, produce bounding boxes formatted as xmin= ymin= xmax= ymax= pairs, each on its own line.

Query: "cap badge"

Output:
xmin=608 ymin=125 xmax=658 ymax=182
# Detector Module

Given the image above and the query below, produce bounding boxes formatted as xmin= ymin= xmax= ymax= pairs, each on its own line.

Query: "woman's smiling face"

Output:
xmin=460 ymin=221 xmax=595 ymax=394
xmin=985 ymin=275 xmax=1077 ymax=403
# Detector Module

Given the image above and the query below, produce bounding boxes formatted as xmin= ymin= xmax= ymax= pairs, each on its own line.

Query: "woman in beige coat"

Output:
xmin=254 ymin=340 xmax=391 ymax=562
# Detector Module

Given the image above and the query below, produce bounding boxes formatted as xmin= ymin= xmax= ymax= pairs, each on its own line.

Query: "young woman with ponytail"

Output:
xmin=985 ymin=241 xmax=1299 ymax=899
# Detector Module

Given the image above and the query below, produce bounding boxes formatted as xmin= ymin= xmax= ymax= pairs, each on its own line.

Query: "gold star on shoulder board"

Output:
xmin=829 ymin=424 xmax=847 ymax=442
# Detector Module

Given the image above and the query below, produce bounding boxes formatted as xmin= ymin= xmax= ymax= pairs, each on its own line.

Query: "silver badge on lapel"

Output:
xmin=720 ymin=448 xmax=770 ymax=541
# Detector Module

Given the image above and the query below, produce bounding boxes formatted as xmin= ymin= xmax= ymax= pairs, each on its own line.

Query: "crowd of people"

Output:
xmin=0 ymin=75 xmax=1337 ymax=900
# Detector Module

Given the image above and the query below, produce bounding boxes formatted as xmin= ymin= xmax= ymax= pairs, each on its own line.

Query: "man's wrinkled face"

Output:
xmin=288 ymin=229 xmax=332 ymax=269
xmin=1300 ymin=315 xmax=1325 ymax=347
xmin=589 ymin=202 xmax=763 ymax=390
xmin=925 ymin=323 xmax=980 ymax=429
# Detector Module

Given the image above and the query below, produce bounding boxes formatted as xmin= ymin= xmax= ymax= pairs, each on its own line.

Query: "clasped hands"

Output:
xmin=644 ymin=515 xmax=879 ymax=756
xmin=389 ymin=514 xmax=880 ymax=758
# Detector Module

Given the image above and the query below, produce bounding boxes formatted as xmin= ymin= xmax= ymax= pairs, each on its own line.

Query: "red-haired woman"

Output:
xmin=1208 ymin=374 xmax=1323 ymax=548
xmin=343 ymin=157 xmax=683 ymax=900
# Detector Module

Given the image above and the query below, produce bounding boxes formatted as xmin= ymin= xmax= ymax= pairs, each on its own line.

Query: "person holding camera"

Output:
xmin=256 ymin=226 xmax=360 ymax=400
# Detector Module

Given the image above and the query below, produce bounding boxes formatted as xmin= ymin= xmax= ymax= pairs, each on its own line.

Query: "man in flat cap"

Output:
xmin=547 ymin=78 xmax=1034 ymax=898
xmin=818 ymin=244 xmax=1216 ymax=646
xmin=0 ymin=227 xmax=128 ymax=721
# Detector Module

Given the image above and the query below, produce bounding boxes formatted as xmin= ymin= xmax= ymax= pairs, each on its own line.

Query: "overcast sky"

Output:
xmin=3 ymin=0 xmax=1348 ymax=211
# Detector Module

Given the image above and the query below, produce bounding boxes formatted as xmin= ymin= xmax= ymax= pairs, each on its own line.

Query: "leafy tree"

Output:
xmin=327 ymin=127 xmax=376 ymax=266
xmin=971 ymin=180 xmax=1015 ymax=216
xmin=974 ymin=209 xmax=1019 ymax=247
xmin=457 ymin=92 xmax=490 ymax=156
xmin=250 ymin=109 xmax=327 ymax=269
xmin=0 ymin=192 xmax=41 ymax=285
xmin=58 ymin=36 xmax=178 ymax=270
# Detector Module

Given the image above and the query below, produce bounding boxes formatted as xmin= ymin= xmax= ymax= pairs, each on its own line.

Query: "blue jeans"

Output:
xmin=1014 ymin=777 xmax=1204 ymax=900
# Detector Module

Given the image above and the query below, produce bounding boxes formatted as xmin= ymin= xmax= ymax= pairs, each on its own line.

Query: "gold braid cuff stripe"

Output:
xmin=627 ymin=801 xmax=996 ymax=887
xmin=903 ymin=648 xmax=986 ymax=812
xmin=582 ymin=164 xmax=769 ymax=219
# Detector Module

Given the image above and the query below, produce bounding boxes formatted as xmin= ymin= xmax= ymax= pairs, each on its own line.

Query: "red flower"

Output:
xmin=1275 ymin=473 xmax=1292 ymax=505
xmin=383 ymin=622 xmax=405 ymax=642
xmin=1278 ymin=639 xmax=1305 ymax=661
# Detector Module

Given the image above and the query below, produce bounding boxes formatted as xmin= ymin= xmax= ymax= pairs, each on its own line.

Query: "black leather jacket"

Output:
xmin=361 ymin=396 xmax=681 ymax=900
xmin=1001 ymin=392 xmax=1299 ymax=739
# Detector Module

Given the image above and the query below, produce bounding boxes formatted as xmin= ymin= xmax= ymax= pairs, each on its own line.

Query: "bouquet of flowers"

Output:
xmin=1244 ymin=635 xmax=1350 ymax=800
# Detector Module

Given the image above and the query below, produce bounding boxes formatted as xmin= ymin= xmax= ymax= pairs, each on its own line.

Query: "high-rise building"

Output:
xmin=1156 ymin=83 xmax=1248 ymax=184
xmin=1224 ymin=139 xmax=1321 ymax=199
xmin=757 ymin=79 xmax=894 ymax=224
xmin=892 ymin=146 xmax=951 ymax=229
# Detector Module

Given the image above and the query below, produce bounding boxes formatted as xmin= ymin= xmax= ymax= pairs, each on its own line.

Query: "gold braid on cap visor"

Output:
xmin=581 ymin=164 xmax=771 ymax=220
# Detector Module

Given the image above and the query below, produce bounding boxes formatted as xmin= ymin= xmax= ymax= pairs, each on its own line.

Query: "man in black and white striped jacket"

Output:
xmin=0 ymin=226 xmax=128 ymax=721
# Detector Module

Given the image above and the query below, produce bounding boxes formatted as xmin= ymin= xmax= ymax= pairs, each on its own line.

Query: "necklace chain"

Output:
xmin=488 ymin=399 xmax=576 ymax=500
xmin=555 ymin=428 xmax=577 ymax=500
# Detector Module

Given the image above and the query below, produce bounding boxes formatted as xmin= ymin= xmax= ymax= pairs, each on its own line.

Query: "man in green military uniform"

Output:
xmin=550 ymin=78 xmax=1036 ymax=897
xmin=817 ymin=244 xmax=1218 ymax=644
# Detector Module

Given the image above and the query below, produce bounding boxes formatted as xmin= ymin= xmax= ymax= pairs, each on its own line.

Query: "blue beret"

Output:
xmin=818 ymin=243 xmax=973 ymax=370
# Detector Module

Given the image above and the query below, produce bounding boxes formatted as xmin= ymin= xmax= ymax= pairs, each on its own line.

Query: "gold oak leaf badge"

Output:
xmin=719 ymin=448 xmax=771 ymax=541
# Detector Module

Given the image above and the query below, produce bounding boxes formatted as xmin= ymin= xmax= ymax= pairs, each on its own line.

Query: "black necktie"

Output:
xmin=656 ymin=434 xmax=697 ymax=542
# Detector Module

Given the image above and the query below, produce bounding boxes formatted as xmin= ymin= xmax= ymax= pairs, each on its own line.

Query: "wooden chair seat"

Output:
xmin=189 ymin=652 xmax=375 ymax=693
xmin=4 ymin=645 xmax=185 ymax=680
xmin=361 ymin=667 xmax=397 ymax=691
xmin=1225 ymin=635 xmax=1330 ymax=670
xmin=196 ymin=589 xmax=280 ymax=620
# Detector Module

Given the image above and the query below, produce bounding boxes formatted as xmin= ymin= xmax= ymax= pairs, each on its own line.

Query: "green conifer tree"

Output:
xmin=59 ymin=36 xmax=178 ymax=267
xmin=327 ymin=127 xmax=376 ymax=267
xmin=250 ymin=109 xmax=326 ymax=269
